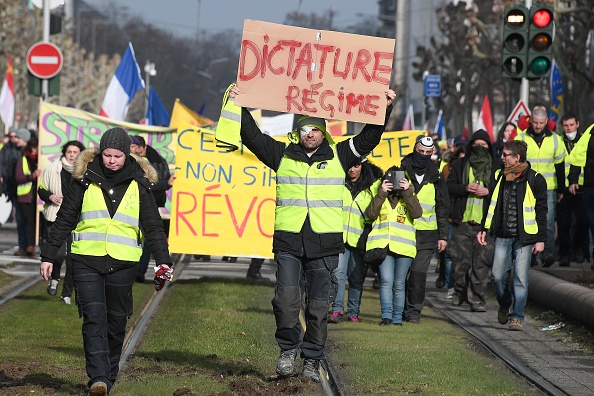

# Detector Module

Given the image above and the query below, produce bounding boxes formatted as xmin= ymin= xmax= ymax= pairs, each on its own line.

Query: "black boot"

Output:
xmin=247 ymin=258 xmax=264 ymax=279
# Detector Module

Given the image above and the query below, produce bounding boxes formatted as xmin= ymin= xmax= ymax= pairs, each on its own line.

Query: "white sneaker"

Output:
xmin=61 ymin=296 xmax=71 ymax=305
xmin=445 ymin=288 xmax=455 ymax=299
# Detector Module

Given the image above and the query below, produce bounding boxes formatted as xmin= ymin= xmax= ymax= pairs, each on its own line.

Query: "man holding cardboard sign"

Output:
xmin=228 ymin=83 xmax=395 ymax=382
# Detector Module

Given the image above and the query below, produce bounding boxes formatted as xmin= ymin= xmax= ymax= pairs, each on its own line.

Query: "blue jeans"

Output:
xmin=331 ymin=245 xmax=367 ymax=316
xmin=543 ymin=190 xmax=556 ymax=258
xmin=73 ymin=260 xmax=137 ymax=391
xmin=378 ymin=253 xmax=412 ymax=324
xmin=491 ymin=237 xmax=532 ymax=322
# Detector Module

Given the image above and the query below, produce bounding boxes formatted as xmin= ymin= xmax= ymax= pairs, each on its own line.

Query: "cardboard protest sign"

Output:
xmin=235 ymin=20 xmax=395 ymax=125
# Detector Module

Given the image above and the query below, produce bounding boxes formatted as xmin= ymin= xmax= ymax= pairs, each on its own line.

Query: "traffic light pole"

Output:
xmin=520 ymin=0 xmax=532 ymax=105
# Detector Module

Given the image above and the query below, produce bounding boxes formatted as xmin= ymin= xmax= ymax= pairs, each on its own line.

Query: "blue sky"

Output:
xmin=85 ymin=0 xmax=376 ymax=37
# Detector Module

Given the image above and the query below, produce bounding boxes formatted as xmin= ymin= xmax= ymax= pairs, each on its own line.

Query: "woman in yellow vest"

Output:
xmin=39 ymin=127 xmax=172 ymax=396
xmin=14 ymin=134 xmax=41 ymax=257
xmin=365 ymin=166 xmax=423 ymax=325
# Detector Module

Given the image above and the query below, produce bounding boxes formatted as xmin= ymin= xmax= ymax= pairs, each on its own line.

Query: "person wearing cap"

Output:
xmin=39 ymin=127 xmax=172 ymax=396
xmin=401 ymin=136 xmax=449 ymax=324
xmin=129 ymin=134 xmax=175 ymax=283
xmin=514 ymin=104 xmax=566 ymax=267
xmin=0 ymin=127 xmax=30 ymax=255
xmin=227 ymin=85 xmax=395 ymax=382
xmin=327 ymin=156 xmax=383 ymax=324
xmin=14 ymin=133 xmax=41 ymax=257
xmin=447 ymin=129 xmax=501 ymax=312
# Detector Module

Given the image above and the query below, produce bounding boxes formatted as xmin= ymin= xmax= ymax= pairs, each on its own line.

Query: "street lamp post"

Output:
xmin=144 ymin=61 xmax=156 ymax=120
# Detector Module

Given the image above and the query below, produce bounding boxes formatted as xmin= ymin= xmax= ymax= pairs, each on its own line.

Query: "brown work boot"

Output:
xmin=509 ymin=319 xmax=523 ymax=331
xmin=88 ymin=381 xmax=108 ymax=396
xmin=497 ymin=307 xmax=509 ymax=325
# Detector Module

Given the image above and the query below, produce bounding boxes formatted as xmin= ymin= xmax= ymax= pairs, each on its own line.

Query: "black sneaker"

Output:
xmin=379 ymin=318 xmax=392 ymax=326
xmin=275 ymin=348 xmax=297 ymax=376
xmin=497 ymin=307 xmax=509 ymax=325
xmin=559 ymin=256 xmax=570 ymax=267
xmin=302 ymin=359 xmax=321 ymax=382
xmin=542 ymin=254 xmax=555 ymax=268
xmin=47 ymin=279 xmax=59 ymax=296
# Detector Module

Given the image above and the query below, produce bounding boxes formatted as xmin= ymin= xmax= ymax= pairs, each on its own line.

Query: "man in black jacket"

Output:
xmin=447 ymin=129 xmax=501 ymax=312
xmin=130 ymin=135 xmax=174 ymax=282
xmin=228 ymin=85 xmax=395 ymax=382
xmin=402 ymin=136 xmax=449 ymax=324
xmin=478 ymin=140 xmax=547 ymax=331
xmin=557 ymin=113 xmax=590 ymax=265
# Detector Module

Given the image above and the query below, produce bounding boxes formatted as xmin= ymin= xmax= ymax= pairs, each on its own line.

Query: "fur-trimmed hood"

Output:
xmin=73 ymin=147 xmax=158 ymax=183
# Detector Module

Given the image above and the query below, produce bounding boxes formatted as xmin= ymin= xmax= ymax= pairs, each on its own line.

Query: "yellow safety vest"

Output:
xmin=342 ymin=179 xmax=379 ymax=246
xmin=462 ymin=167 xmax=486 ymax=223
xmin=275 ymin=145 xmax=345 ymax=233
xmin=515 ymin=132 xmax=566 ymax=189
xmin=484 ymin=170 xmax=538 ymax=235
xmin=17 ymin=156 xmax=32 ymax=197
xmin=71 ymin=181 xmax=143 ymax=261
xmin=366 ymin=195 xmax=417 ymax=259
xmin=413 ymin=182 xmax=437 ymax=231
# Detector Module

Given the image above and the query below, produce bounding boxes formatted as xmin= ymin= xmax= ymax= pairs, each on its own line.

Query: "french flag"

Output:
xmin=99 ymin=43 xmax=144 ymax=121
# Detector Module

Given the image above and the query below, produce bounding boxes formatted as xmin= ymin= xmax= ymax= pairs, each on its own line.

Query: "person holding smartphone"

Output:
xmin=365 ymin=166 xmax=423 ymax=326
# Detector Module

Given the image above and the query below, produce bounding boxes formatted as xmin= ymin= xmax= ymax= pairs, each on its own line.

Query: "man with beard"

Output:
xmin=514 ymin=105 xmax=566 ymax=267
xmin=402 ymin=136 xmax=449 ymax=323
xmin=447 ymin=129 xmax=501 ymax=312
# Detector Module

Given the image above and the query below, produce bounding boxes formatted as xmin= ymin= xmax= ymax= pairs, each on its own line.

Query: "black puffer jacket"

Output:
xmin=483 ymin=164 xmax=548 ymax=245
xmin=40 ymin=148 xmax=172 ymax=270
xmin=144 ymin=145 xmax=171 ymax=207
xmin=401 ymin=154 xmax=450 ymax=249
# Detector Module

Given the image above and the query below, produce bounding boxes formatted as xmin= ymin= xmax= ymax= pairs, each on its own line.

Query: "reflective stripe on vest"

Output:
xmin=366 ymin=197 xmax=417 ymax=258
xmin=516 ymin=132 xmax=566 ymax=189
xmin=16 ymin=156 xmax=32 ymax=196
xmin=485 ymin=171 xmax=538 ymax=234
xmin=275 ymin=145 xmax=345 ymax=233
xmin=462 ymin=167 xmax=486 ymax=223
xmin=413 ymin=182 xmax=437 ymax=231
xmin=71 ymin=181 xmax=143 ymax=260
xmin=342 ymin=179 xmax=379 ymax=246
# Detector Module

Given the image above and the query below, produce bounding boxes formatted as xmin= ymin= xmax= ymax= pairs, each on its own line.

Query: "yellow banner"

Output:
xmin=39 ymin=102 xmax=177 ymax=215
xmin=169 ymin=128 xmax=424 ymax=258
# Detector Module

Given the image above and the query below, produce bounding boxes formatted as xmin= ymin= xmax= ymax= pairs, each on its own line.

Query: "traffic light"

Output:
xmin=526 ymin=6 xmax=554 ymax=78
xmin=502 ymin=6 xmax=529 ymax=78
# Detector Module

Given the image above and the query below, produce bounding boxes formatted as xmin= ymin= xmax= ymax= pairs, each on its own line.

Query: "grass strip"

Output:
xmin=0 ymin=279 xmax=155 ymax=395
xmin=114 ymin=278 xmax=319 ymax=395
xmin=327 ymin=287 xmax=539 ymax=395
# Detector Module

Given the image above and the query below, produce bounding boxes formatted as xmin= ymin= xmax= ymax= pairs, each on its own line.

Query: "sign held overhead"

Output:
xmin=235 ymin=20 xmax=395 ymax=125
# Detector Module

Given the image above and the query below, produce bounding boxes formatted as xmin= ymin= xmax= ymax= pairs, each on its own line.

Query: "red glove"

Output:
xmin=154 ymin=264 xmax=174 ymax=291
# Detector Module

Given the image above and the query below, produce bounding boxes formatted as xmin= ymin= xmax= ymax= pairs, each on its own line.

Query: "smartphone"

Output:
xmin=385 ymin=170 xmax=406 ymax=189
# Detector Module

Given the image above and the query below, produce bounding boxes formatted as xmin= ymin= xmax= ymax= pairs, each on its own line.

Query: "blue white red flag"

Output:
xmin=402 ymin=104 xmax=415 ymax=130
xmin=100 ymin=43 xmax=144 ymax=121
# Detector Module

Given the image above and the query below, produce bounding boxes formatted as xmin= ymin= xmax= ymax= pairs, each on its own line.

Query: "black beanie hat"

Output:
xmin=99 ymin=127 xmax=131 ymax=155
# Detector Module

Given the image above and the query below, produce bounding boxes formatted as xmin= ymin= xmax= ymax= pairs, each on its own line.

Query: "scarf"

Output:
xmin=503 ymin=162 xmax=528 ymax=182
xmin=41 ymin=157 xmax=67 ymax=222
xmin=61 ymin=156 xmax=74 ymax=174
xmin=467 ymin=146 xmax=492 ymax=184
xmin=411 ymin=151 xmax=431 ymax=175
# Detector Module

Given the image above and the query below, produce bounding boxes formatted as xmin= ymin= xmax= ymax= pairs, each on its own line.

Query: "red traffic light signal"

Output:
xmin=501 ymin=6 xmax=529 ymax=78
xmin=527 ymin=6 xmax=554 ymax=78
